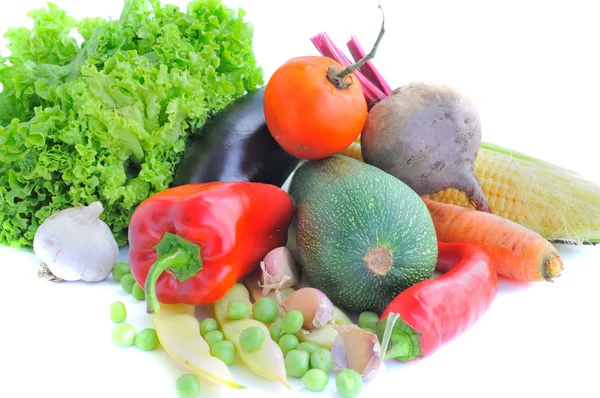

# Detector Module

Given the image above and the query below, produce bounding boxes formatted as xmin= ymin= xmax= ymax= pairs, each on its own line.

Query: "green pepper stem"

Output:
xmin=144 ymin=232 xmax=203 ymax=314
xmin=383 ymin=332 xmax=411 ymax=361
xmin=379 ymin=312 xmax=400 ymax=361
xmin=377 ymin=313 xmax=423 ymax=362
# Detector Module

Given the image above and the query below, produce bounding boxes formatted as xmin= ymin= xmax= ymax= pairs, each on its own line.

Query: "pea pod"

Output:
xmin=152 ymin=304 xmax=244 ymax=390
xmin=215 ymin=284 xmax=290 ymax=388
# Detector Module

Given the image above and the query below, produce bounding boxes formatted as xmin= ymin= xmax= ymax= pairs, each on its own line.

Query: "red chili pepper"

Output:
xmin=128 ymin=182 xmax=294 ymax=314
xmin=378 ymin=242 xmax=498 ymax=362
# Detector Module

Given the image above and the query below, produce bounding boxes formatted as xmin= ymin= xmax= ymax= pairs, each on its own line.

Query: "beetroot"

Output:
xmin=310 ymin=28 xmax=491 ymax=212
xmin=361 ymin=83 xmax=491 ymax=212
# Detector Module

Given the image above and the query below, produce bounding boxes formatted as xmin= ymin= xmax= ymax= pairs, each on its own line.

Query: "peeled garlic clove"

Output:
xmin=331 ymin=324 xmax=385 ymax=381
xmin=333 ymin=305 xmax=353 ymax=326
xmin=33 ymin=202 xmax=119 ymax=282
xmin=282 ymin=288 xmax=335 ymax=330
xmin=259 ymin=246 xmax=301 ymax=295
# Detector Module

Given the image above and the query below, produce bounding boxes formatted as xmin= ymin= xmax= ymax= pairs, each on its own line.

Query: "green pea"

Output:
xmin=268 ymin=321 xmax=281 ymax=342
xmin=285 ymin=349 xmax=310 ymax=378
xmin=135 ymin=328 xmax=160 ymax=351
xmin=281 ymin=310 xmax=304 ymax=334
xmin=301 ymin=368 xmax=329 ymax=392
xmin=210 ymin=340 xmax=236 ymax=366
xmin=176 ymin=373 xmax=200 ymax=398
xmin=358 ymin=311 xmax=379 ymax=331
xmin=278 ymin=333 xmax=299 ymax=356
xmin=227 ymin=300 xmax=248 ymax=320
xmin=109 ymin=301 xmax=127 ymax=323
xmin=336 ymin=369 xmax=363 ymax=398
xmin=111 ymin=262 xmax=130 ymax=282
xmin=111 ymin=323 xmax=136 ymax=347
xmin=310 ymin=347 xmax=333 ymax=374
xmin=204 ymin=330 xmax=224 ymax=347
xmin=239 ymin=326 xmax=265 ymax=352
xmin=297 ymin=342 xmax=319 ymax=355
xmin=131 ymin=283 xmax=145 ymax=301
xmin=120 ymin=273 xmax=136 ymax=294
xmin=252 ymin=297 xmax=279 ymax=324
xmin=199 ymin=318 xmax=219 ymax=337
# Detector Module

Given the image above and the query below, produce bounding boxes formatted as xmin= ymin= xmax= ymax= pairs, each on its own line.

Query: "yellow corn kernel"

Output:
xmin=340 ymin=140 xmax=363 ymax=161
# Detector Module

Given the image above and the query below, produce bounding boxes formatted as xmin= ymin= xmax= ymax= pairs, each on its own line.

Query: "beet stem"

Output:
xmin=310 ymin=32 xmax=386 ymax=107
xmin=347 ymin=35 xmax=392 ymax=96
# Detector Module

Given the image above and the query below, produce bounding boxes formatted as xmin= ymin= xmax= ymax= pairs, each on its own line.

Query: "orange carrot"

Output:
xmin=423 ymin=199 xmax=563 ymax=282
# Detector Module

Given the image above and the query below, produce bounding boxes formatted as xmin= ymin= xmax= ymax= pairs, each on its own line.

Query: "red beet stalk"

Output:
xmin=310 ymin=22 xmax=395 ymax=109
xmin=346 ymin=35 xmax=392 ymax=96
xmin=311 ymin=32 xmax=386 ymax=109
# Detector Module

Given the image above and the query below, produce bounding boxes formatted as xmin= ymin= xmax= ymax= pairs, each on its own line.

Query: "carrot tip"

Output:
xmin=543 ymin=254 xmax=563 ymax=281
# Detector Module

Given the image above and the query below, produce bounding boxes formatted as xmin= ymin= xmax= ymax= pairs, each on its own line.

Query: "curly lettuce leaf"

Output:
xmin=0 ymin=0 xmax=264 ymax=248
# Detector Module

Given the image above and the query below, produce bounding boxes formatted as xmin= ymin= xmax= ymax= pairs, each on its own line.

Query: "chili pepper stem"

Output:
xmin=377 ymin=314 xmax=423 ymax=362
xmin=326 ymin=4 xmax=386 ymax=90
xmin=145 ymin=232 xmax=203 ymax=314
xmin=379 ymin=312 xmax=400 ymax=361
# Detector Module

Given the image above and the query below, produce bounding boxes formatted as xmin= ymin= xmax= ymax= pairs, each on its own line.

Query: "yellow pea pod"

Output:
xmin=152 ymin=303 xmax=244 ymax=390
xmin=215 ymin=283 xmax=290 ymax=388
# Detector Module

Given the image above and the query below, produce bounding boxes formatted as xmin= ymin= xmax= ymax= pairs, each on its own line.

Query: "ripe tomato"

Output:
xmin=264 ymin=56 xmax=368 ymax=160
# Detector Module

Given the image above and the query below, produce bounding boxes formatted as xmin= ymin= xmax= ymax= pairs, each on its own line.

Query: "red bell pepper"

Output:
xmin=378 ymin=242 xmax=498 ymax=362
xmin=128 ymin=182 xmax=294 ymax=314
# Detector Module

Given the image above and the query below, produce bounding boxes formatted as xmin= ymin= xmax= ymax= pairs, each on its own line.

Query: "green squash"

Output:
xmin=288 ymin=155 xmax=438 ymax=314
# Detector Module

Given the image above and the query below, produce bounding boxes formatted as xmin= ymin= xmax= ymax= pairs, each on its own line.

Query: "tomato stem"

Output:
xmin=335 ymin=4 xmax=386 ymax=82
xmin=311 ymin=32 xmax=386 ymax=106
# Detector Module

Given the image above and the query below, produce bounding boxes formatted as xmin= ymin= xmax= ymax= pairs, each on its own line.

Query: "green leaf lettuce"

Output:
xmin=0 ymin=0 xmax=264 ymax=248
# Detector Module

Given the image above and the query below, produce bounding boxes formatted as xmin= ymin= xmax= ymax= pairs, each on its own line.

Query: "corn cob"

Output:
xmin=340 ymin=138 xmax=600 ymax=244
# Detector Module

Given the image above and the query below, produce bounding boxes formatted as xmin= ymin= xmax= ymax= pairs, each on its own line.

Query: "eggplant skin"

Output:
xmin=173 ymin=87 xmax=299 ymax=188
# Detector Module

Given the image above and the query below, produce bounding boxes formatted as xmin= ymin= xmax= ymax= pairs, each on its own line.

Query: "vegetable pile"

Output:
xmin=0 ymin=0 xmax=263 ymax=248
xmin=2 ymin=1 xmax=600 ymax=398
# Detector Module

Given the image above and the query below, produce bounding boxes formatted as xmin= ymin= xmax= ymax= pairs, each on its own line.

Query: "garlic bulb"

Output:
xmin=33 ymin=202 xmax=119 ymax=282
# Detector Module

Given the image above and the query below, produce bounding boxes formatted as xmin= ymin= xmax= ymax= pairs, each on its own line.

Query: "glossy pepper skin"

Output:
xmin=128 ymin=182 xmax=294 ymax=313
xmin=172 ymin=87 xmax=300 ymax=188
xmin=378 ymin=242 xmax=498 ymax=362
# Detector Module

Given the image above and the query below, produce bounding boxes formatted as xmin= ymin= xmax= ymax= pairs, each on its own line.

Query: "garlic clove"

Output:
xmin=282 ymin=287 xmax=335 ymax=330
xmin=331 ymin=324 xmax=385 ymax=381
xmin=259 ymin=247 xmax=301 ymax=295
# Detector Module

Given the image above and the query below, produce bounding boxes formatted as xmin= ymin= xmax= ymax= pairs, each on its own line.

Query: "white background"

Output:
xmin=1 ymin=1 xmax=599 ymax=398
